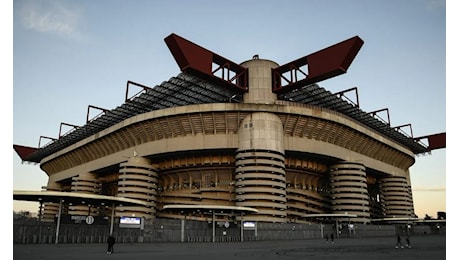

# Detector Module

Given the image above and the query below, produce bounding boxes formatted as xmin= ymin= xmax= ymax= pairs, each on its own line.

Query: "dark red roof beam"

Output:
xmin=414 ymin=132 xmax=446 ymax=151
xmin=13 ymin=144 xmax=38 ymax=162
xmin=164 ymin=33 xmax=248 ymax=94
xmin=273 ymin=36 xmax=364 ymax=94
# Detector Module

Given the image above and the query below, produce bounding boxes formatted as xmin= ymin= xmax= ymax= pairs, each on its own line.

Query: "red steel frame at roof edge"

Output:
xmin=414 ymin=132 xmax=446 ymax=152
xmin=164 ymin=33 xmax=249 ymax=94
xmin=164 ymin=33 xmax=364 ymax=96
xmin=272 ymin=36 xmax=364 ymax=94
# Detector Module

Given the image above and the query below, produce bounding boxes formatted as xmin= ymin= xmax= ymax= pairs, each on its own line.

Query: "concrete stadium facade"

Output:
xmin=15 ymin=34 xmax=431 ymax=225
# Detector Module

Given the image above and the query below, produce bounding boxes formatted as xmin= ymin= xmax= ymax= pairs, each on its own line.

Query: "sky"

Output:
xmin=9 ymin=0 xmax=451 ymax=220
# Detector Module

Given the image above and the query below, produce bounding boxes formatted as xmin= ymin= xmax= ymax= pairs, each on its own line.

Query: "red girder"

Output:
xmin=13 ymin=145 xmax=38 ymax=161
xmin=272 ymin=36 xmax=364 ymax=94
xmin=164 ymin=33 xmax=248 ymax=93
xmin=414 ymin=132 xmax=446 ymax=151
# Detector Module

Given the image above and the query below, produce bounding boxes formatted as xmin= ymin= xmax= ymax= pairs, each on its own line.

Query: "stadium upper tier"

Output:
xmin=17 ymin=71 xmax=428 ymax=164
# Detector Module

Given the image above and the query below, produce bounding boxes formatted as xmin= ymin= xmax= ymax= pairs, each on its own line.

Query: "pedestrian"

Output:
xmin=405 ymin=235 xmax=411 ymax=248
xmin=107 ymin=234 xmax=116 ymax=254
xmin=395 ymin=234 xmax=403 ymax=249
xmin=330 ymin=233 xmax=334 ymax=244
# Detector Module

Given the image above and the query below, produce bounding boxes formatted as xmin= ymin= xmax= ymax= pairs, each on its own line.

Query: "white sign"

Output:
xmin=120 ymin=216 xmax=141 ymax=224
xmin=243 ymin=221 xmax=256 ymax=229
xmin=85 ymin=216 xmax=94 ymax=225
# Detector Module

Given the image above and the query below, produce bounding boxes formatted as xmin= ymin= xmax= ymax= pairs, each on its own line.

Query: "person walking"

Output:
xmin=107 ymin=234 xmax=116 ymax=254
xmin=405 ymin=235 xmax=411 ymax=248
xmin=395 ymin=234 xmax=403 ymax=249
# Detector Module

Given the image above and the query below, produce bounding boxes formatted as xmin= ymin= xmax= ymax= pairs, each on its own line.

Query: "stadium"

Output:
xmin=14 ymin=33 xmax=445 ymax=226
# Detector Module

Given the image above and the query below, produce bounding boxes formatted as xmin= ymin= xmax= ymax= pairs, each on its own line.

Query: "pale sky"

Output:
xmin=10 ymin=0 xmax=450 ymax=219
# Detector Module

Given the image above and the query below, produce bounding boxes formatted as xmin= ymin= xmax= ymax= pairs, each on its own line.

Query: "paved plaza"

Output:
xmin=13 ymin=235 xmax=446 ymax=260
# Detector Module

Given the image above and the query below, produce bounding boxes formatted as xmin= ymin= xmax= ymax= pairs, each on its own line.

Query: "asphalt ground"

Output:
xmin=13 ymin=235 xmax=447 ymax=260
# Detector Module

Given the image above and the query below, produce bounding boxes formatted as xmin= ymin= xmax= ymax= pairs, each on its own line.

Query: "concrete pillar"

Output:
xmin=240 ymin=58 xmax=279 ymax=104
xmin=379 ymin=176 xmax=414 ymax=218
xmin=41 ymin=182 xmax=62 ymax=222
xmin=69 ymin=172 xmax=100 ymax=216
xmin=235 ymin=112 xmax=287 ymax=222
xmin=117 ymin=156 xmax=158 ymax=219
xmin=329 ymin=162 xmax=370 ymax=223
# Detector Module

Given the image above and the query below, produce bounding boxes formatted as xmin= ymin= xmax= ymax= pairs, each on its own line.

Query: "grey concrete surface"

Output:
xmin=13 ymin=235 xmax=446 ymax=260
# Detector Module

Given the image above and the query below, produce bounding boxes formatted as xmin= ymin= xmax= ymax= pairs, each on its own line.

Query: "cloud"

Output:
xmin=412 ymin=187 xmax=446 ymax=192
xmin=18 ymin=1 xmax=84 ymax=39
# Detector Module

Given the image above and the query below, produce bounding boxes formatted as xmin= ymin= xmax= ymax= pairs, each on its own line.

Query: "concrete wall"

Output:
xmin=13 ymin=218 xmax=445 ymax=244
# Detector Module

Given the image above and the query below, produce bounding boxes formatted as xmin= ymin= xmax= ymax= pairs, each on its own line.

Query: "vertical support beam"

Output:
xmin=240 ymin=213 xmax=244 ymax=242
xmin=110 ymin=202 xmax=115 ymax=235
xmin=55 ymin=199 xmax=62 ymax=244
xmin=212 ymin=210 xmax=215 ymax=243
xmin=181 ymin=219 xmax=185 ymax=243
xmin=336 ymin=219 xmax=339 ymax=238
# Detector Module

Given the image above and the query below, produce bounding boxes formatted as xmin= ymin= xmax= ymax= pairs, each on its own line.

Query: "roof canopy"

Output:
xmin=14 ymin=34 xmax=436 ymax=163
xmin=13 ymin=190 xmax=148 ymax=207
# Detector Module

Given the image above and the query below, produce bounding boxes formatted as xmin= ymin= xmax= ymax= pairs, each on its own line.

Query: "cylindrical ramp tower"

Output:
xmin=41 ymin=182 xmax=63 ymax=222
xmin=379 ymin=176 xmax=414 ymax=218
xmin=116 ymin=156 xmax=158 ymax=219
xmin=329 ymin=162 xmax=370 ymax=223
xmin=235 ymin=112 xmax=287 ymax=222
xmin=69 ymin=172 xmax=101 ymax=216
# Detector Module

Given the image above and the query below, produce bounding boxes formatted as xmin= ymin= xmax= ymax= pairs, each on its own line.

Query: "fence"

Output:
xmin=13 ymin=218 xmax=445 ymax=244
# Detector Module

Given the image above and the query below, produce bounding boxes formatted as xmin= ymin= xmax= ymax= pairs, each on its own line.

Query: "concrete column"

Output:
xmin=329 ymin=162 xmax=370 ymax=223
xmin=240 ymin=58 xmax=279 ymax=104
xmin=181 ymin=219 xmax=185 ymax=243
xmin=69 ymin=172 xmax=100 ymax=216
xmin=117 ymin=156 xmax=158 ymax=219
xmin=41 ymin=182 xmax=62 ymax=222
xmin=235 ymin=112 xmax=287 ymax=223
xmin=379 ymin=175 xmax=414 ymax=218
